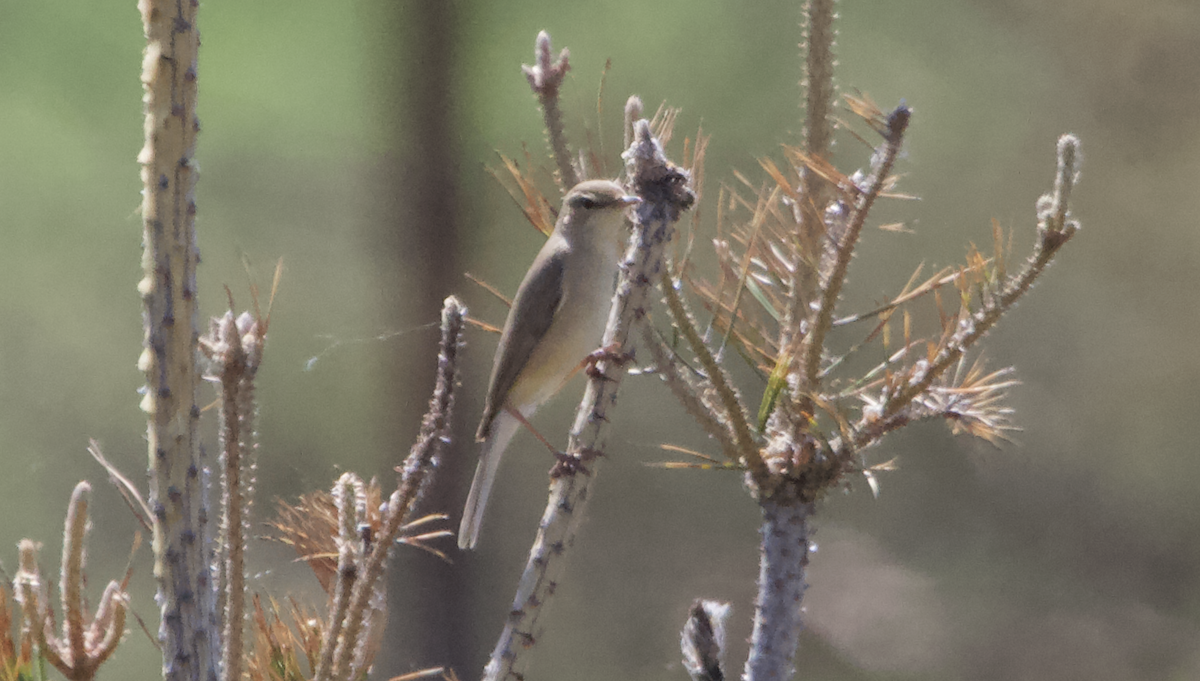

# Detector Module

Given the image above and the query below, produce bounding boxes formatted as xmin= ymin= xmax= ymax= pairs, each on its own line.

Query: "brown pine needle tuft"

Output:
xmin=646 ymin=444 xmax=745 ymax=470
xmin=488 ymin=153 xmax=557 ymax=236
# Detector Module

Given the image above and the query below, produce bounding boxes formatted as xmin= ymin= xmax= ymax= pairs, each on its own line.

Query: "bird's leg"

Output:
xmin=582 ymin=342 xmax=634 ymax=382
xmin=504 ymin=407 xmax=598 ymax=477
xmin=499 ymin=407 xmax=592 ymax=477
xmin=505 ymin=407 xmax=559 ymax=455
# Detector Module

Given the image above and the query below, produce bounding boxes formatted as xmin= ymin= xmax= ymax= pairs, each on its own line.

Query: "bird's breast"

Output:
xmin=505 ymin=238 xmax=622 ymax=409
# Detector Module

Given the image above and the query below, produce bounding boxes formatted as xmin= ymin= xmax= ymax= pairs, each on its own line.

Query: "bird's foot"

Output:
xmin=584 ymin=343 xmax=634 ymax=382
xmin=550 ymin=447 xmax=605 ymax=478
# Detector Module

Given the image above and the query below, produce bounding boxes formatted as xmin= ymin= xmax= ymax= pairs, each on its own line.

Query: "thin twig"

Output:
xmin=800 ymin=105 xmax=910 ymax=400
xmin=658 ymin=270 xmax=764 ymax=478
xmin=61 ymin=482 xmax=89 ymax=672
xmin=312 ymin=474 xmax=363 ymax=681
xmin=639 ymin=324 xmax=742 ymax=462
xmin=327 ymin=297 xmax=463 ymax=681
xmin=524 ymin=31 xmax=578 ymax=190
xmin=87 ymin=440 xmax=153 ymax=532
xmin=780 ymin=0 xmax=838 ymax=358
xmin=856 ymin=134 xmax=1079 ymax=444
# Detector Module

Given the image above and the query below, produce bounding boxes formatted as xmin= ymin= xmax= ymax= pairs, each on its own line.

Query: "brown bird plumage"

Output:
xmin=459 ymin=180 xmax=638 ymax=549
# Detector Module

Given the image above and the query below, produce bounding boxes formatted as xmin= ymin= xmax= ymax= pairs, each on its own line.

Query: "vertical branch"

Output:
xmin=325 ymin=296 xmax=464 ymax=681
xmin=204 ymin=311 xmax=266 ymax=681
xmin=13 ymin=541 xmax=58 ymax=668
xmin=312 ymin=474 xmax=365 ymax=681
xmin=801 ymin=0 xmax=837 ymax=166
xmin=483 ymin=122 xmax=694 ymax=681
xmin=624 ymin=96 xmax=643 ymax=155
xmin=137 ymin=0 xmax=217 ymax=678
xmin=217 ymin=318 xmax=244 ymax=681
xmin=1019 ymin=133 xmax=1081 ymax=301
xmin=60 ymin=482 xmax=90 ymax=672
xmin=657 ymin=270 xmax=765 ymax=479
xmin=780 ymin=0 xmax=838 ymax=356
xmin=799 ymin=106 xmax=910 ymax=397
xmin=524 ymin=31 xmax=579 ymax=190
xmin=744 ymin=500 xmax=814 ymax=681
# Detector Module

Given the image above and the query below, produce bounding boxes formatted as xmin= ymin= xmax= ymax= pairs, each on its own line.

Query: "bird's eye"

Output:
xmin=577 ymin=196 xmax=597 ymax=210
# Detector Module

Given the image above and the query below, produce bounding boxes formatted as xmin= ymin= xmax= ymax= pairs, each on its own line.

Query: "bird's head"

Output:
xmin=560 ymin=180 xmax=640 ymax=238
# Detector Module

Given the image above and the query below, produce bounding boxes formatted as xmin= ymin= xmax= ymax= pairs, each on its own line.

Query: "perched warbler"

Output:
xmin=458 ymin=179 xmax=639 ymax=549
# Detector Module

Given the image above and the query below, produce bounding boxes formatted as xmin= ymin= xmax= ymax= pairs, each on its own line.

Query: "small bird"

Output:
xmin=458 ymin=179 xmax=640 ymax=549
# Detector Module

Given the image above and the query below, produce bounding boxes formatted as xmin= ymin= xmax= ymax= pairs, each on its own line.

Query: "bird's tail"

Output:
xmin=458 ymin=411 xmax=520 ymax=549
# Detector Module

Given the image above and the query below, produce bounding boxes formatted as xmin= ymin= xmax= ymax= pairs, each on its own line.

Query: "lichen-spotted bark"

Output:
xmin=137 ymin=0 xmax=218 ymax=678
xmin=744 ymin=498 xmax=813 ymax=681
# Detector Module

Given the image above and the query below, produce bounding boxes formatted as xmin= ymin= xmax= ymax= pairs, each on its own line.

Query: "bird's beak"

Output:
xmin=619 ymin=195 xmax=642 ymax=207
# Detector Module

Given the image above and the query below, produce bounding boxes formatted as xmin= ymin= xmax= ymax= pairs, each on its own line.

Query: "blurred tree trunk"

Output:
xmin=368 ymin=0 xmax=471 ymax=675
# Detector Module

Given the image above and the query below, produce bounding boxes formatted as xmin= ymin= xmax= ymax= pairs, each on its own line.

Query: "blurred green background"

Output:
xmin=2 ymin=0 xmax=1198 ymax=679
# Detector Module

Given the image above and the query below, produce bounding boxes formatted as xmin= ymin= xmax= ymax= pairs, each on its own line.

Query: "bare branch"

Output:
xmin=855 ymin=134 xmax=1079 ymax=446
xmin=800 ymin=105 xmax=911 ymax=400
xmin=639 ymin=324 xmax=742 ymax=462
xmin=523 ymin=31 xmax=579 ymax=190
xmin=138 ymin=0 xmax=218 ymax=675
xmin=744 ymin=500 xmax=814 ymax=681
xmin=326 ymin=296 xmax=464 ymax=681
xmin=658 ymin=269 xmax=764 ymax=477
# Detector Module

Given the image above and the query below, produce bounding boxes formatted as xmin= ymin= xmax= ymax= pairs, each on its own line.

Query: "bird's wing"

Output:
xmin=476 ymin=247 xmax=567 ymax=439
